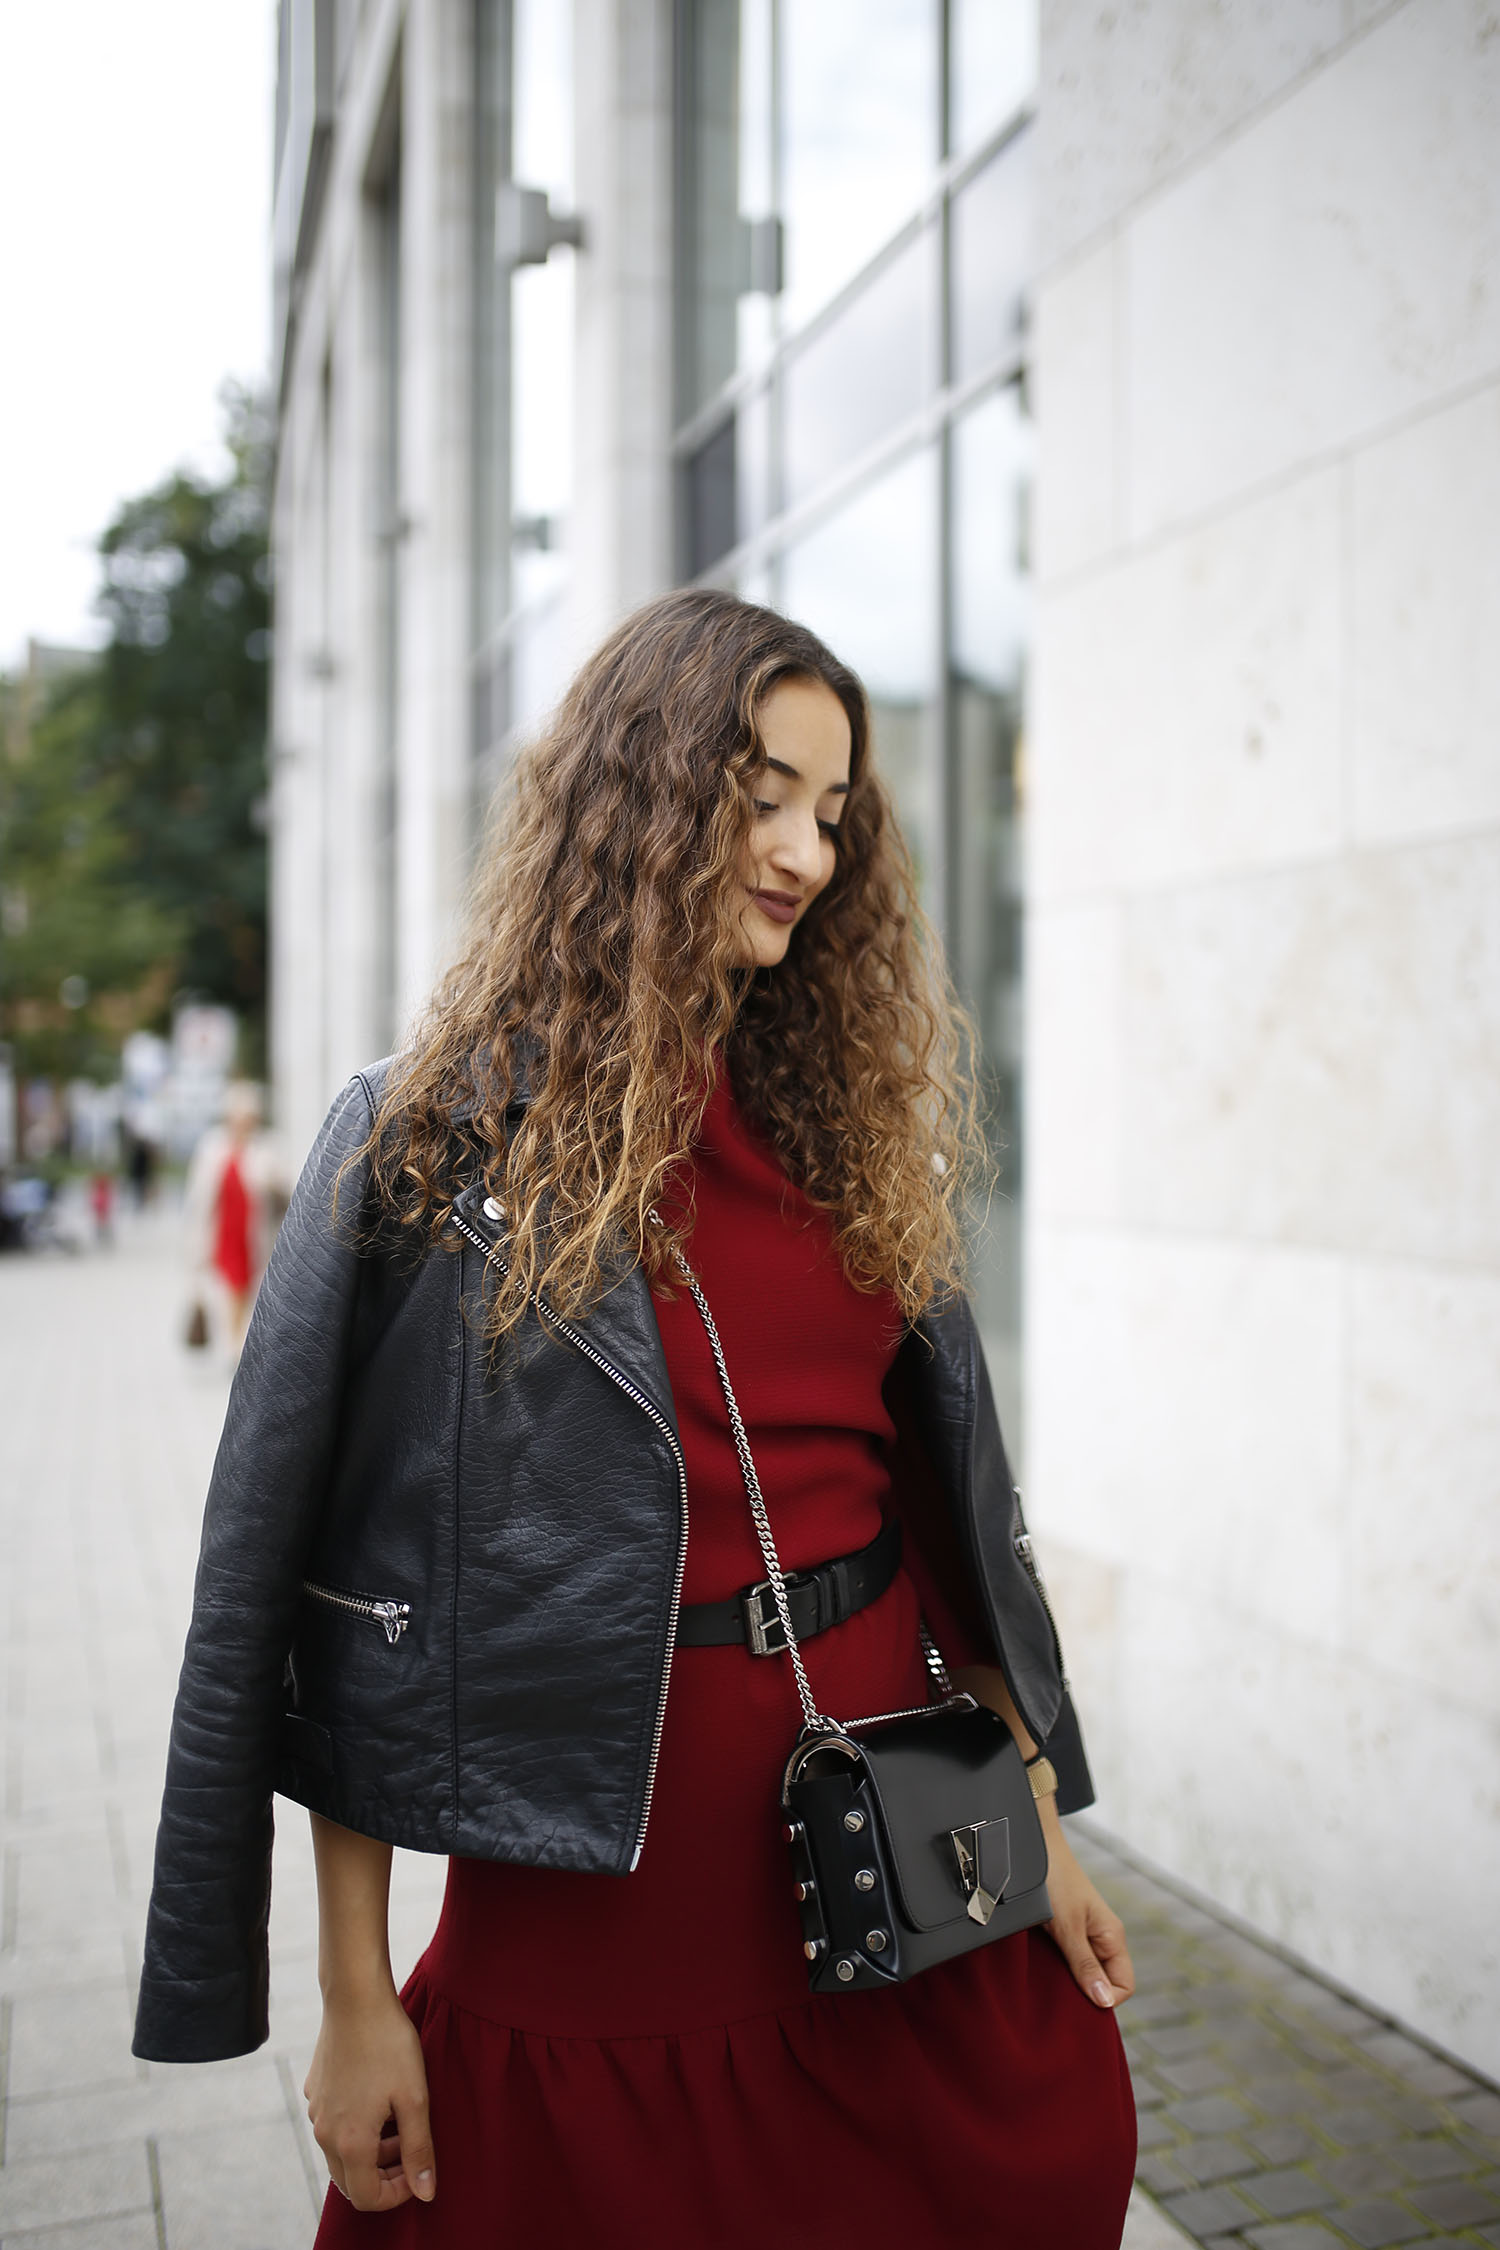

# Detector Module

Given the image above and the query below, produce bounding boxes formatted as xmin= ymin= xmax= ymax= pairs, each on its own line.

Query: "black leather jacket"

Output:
xmin=133 ymin=1061 xmax=1094 ymax=2064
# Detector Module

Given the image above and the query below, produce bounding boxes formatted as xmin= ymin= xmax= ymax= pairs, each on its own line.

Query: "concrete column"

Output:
xmin=566 ymin=0 xmax=676 ymax=666
xmin=392 ymin=0 xmax=477 ymax=1034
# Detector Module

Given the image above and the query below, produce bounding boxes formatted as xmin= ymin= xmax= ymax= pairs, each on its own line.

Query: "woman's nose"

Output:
xmin=770 ymin=812 xmax=824 ymax=883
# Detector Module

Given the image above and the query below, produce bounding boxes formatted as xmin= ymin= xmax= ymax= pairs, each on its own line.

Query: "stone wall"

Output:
xmin=1028 ymin=0 xmax=1500 ymax=2074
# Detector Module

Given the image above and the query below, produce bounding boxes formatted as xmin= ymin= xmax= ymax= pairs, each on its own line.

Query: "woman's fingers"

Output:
xmin=1090 ymin=1904 xmax=1135 ymax=2002
xmin=1050 ymin=1911 xmax=1118 ymax=2007
xmin=391 ymin=2081 xmax=438 ymax=2203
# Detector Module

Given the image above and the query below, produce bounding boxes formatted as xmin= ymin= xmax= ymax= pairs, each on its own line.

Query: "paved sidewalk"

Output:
xmin=1 ymin=1212 xmax=1496 ymax=2248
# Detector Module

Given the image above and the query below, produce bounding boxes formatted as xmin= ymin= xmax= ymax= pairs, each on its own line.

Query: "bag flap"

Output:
xmin=856 ymin=1705 xmax=1048 ymax=1933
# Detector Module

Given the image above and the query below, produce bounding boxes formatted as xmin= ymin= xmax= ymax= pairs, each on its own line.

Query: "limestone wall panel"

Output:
xmin=1125 ymin=0 xmax=1500 ymax=536
xmin=1351 ymin=382 xmax=1500 ymax=847
xmin=1032 ymin=467 xmax=1343 ymax=900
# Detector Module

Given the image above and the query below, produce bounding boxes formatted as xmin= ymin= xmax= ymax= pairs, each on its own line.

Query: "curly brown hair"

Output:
xmin=358 ymin=587 xmax=989 ymax=1338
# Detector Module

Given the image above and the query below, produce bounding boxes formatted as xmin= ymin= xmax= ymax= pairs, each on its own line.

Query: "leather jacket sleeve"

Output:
xmin=133 ymin=1075 xmax=376 ymax=2062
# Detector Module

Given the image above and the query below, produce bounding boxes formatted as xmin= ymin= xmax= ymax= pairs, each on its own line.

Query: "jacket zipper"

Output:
xmin=1011 ymin=1495 xmax=1069 ymax=1691
xmin=448 ymin=1208 xmax=690 ymax=1872
xmin=302 ymin=1579 xmax=411 ymax=1646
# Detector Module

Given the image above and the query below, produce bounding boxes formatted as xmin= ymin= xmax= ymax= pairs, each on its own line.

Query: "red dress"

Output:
xmin=316 ymin=1075 xmax=1135 ymax=2247
xmin=212 ymin=1151 xmax=253 ymax=1293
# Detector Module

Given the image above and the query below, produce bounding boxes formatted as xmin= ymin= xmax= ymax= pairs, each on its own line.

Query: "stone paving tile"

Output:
xmin=1176 ymin=2137 xmax=1259 ymax=2187
xmin=1161 ymin=2182 xmax=1266 ymax=2234
xmin=1320 ymin=2151 xmax=1409 ymax=2198
xmin=156 ymin=2117 xmax=320 ymax=2250
xmin=1243 ymin=2227 xmax=1349 ymax=2250
xmin=1242 ymin=2167 xmax=1339 ymax=2219
xmin=5 ymin=2055 xmax=289 ymax=2161
xmin=0 ymin=2218 xmax=161 ymax=2250
xmin=1335 ymin=2199 xmax=1432 ymax=2246
xmin=1407 ymin=2176 xmax=1500 ymax=2228
xmin=0 ymin=2142 xmax=153 ymax=2233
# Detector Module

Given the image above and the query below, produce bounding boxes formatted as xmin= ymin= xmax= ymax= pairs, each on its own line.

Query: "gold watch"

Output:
xmin=1024 ymin=1752 xmax=1059 ymax=1802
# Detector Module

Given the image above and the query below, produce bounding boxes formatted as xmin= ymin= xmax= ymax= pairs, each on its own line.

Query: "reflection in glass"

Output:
xmin=781 ymin=0 xmax=938 ymax=331
xmin=951 ymin=131 xmax=1032 ymax=384
xmin=949 ymin=0 xmax=1038 ymax=157
xmin=678 ymin=0 xmax=776 ymax=416
xmin=684 ymin=419 xmax=736 ymax=579
xmin=681 ymin=385 xmax=772 ymax=578
xmin=473 ymin=0 xmax=511 ymax=666
xmin=736 ymin=0 xmax=775 ymax=372
xmin=782 ymin=449 xmax=939 ymax=902
xmin=510 ymin=0 xmax=573 ymax=625
xmin=678 ymin=0 xmax=741 ymax=416
xmin=950 ymin=385 xmax=1031 ymax=1389
xmin=782 ymin=229 xmax=936 ymax=508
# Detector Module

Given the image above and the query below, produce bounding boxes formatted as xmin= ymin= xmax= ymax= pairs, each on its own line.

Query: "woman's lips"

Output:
xmin=752 ymin=891 xmax=799 ymax=925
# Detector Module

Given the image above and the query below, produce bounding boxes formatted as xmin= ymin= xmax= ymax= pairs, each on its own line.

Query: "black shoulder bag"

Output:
xmin=670 ymin=1237 xmax=1054 ymax=1996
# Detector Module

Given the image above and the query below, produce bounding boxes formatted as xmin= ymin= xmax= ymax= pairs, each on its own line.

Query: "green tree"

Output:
xmin=0 ymin=385 xmax=271 ymax=1080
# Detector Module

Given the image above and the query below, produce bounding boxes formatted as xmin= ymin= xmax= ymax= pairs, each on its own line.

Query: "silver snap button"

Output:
xmin=854 ymin=1868 xmax=876 ymax=1893
xmin=865 ymin=1929 xmax=889 ymax=1954
xmin=803 ymin=1937 xmax=825 ymax=1961
xmin=835 ymin=1958 xmax=857 ymax=1982
xmin=482 ymin=1195 xmax=506 ymax=1223
xmin=842 ymin=1810 xmax=865 ymax=1834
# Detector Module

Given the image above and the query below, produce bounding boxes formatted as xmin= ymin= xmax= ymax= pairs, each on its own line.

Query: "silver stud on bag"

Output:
xmin=804 ymin=1938 xmax=825 ymax=1961
xmin=853 ymin=1868 xmax=876 ymax=1892
xmin=843 ymin=1809 xmax=865 ymax=1833
xmin=836 ymin=1958 xmax=858 ymax=1982
xmin=865 ymin=1930 xmax=889 ymax=1953
xmin=794 ymin=1879 xmax=815 ymax=1902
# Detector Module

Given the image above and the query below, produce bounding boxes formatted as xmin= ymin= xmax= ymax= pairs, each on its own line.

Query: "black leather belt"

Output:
xmin=676 ymin=1518 xmax=902 ymax=1658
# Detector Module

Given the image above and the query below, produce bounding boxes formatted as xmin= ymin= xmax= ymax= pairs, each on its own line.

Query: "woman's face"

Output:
xmin=732 ymin=676 xmax=852 ymax=969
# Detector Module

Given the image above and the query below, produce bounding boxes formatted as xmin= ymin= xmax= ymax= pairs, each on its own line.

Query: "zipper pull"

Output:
xmin=371 ymin=1601 xmax=410 ymax=1645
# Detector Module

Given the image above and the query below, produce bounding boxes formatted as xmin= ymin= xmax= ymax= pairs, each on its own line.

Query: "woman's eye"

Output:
xmin=818 ymin=820 xmax=843 ymax=841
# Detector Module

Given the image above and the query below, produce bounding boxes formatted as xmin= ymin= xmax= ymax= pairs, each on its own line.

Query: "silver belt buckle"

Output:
xmin=742 ymin=1578 xmax=789 ymax=1657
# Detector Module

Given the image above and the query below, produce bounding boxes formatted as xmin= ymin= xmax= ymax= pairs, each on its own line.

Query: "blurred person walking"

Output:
xmin=132 ymin=594 xmax=1135 ymax=2248
xmin=183 ymin=1081 xmax=286 ymax=1355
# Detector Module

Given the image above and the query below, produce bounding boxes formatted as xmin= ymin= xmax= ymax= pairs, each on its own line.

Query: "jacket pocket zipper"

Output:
xmin=302 ymin=1579 xmax=411 ymax=1645
xmin=1011 ymin=1498 xmax=1069 ymax=1691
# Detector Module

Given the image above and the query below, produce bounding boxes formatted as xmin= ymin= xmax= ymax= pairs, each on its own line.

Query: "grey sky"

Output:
xmin=0 ymin=2 xmax=273 ymax=672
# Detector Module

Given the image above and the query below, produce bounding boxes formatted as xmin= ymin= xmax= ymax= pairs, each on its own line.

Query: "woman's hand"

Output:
xmin=304 ymin=1985 xmax=436 ymax=2213
xmin=305 ymin=1812 xmax=435 ymax=2212
xmin=1037 ymin=1800 xmax=1134 ymax=2011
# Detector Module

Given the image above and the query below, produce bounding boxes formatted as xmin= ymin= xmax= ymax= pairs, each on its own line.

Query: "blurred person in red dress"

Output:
xmin=183 ymin=1081 xmax=288 ymax=1356
xmin=134 ymin=593 xmax=1135 ymax=2247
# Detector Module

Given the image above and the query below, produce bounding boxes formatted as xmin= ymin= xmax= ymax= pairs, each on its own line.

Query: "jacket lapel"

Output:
xmin=449 ymin=1178 xmax=681 ymax=1438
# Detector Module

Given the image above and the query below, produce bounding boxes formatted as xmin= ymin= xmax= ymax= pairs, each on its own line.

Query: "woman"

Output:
xmin=134 ymin=591 xmax=1136 ymax=2246
xmin=182 ymin=1079 xmax=287 ymax=1355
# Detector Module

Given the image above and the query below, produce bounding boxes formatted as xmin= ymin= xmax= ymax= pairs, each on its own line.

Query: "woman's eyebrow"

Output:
xmin=765 ymin=756 xmax=850 ymax=795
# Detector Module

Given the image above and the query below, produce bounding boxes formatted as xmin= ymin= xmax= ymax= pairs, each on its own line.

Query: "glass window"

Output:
xmin=473 ymin=0 xmax=511 ymax=671
xmin=684 ymin=418 xmax=736 ymax=579
xmin=510 ymin=0 xmax=573 ymax=621
xmin=782 ymin=448 xmax=940 ymax=898
xmin=950 ymin=385 xmax=1031 ymax=1379
xmin=950 ymin=131 xmax=1031 ymax=384
xmin=782 ymin=228 xmax=937 ymax=508
xmin=678 ymin=0 xmax=742 ymax=417
xmin=949 ymin=0 xmax=1038 ymax=158
xmin=680 ymin=384 xmax=771 ymax=578
xmin=780 ymin=0 xmax=939 ymax=331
